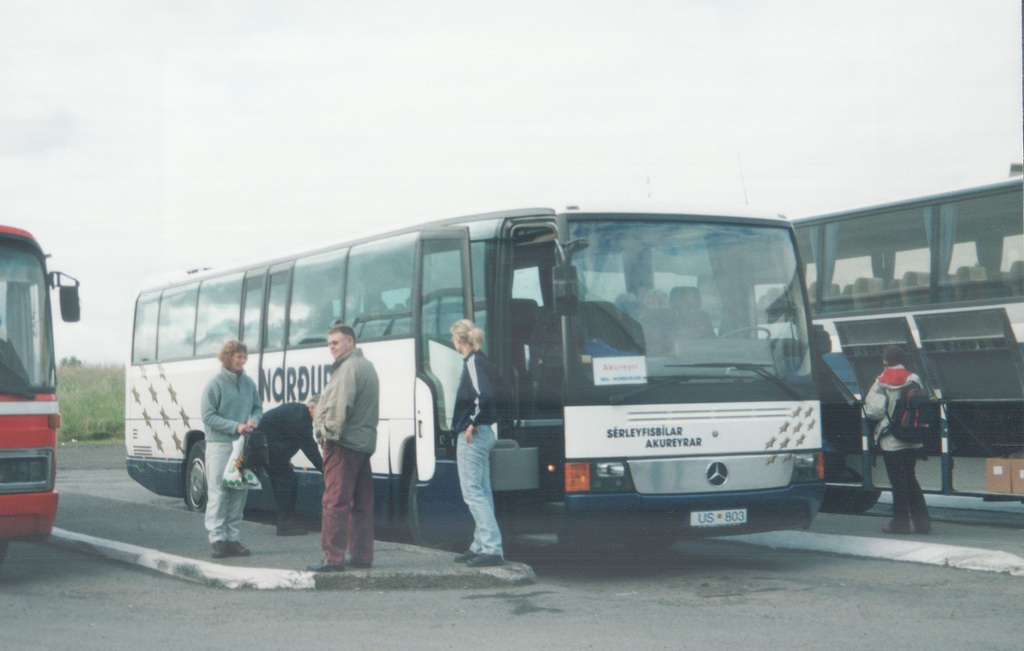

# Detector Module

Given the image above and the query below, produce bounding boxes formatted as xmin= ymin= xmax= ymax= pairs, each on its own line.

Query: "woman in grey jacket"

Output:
xmin=200 ymin=340 xmax=263 ymax=558
xmin=863 ymin=345 xmax=931 ymax=535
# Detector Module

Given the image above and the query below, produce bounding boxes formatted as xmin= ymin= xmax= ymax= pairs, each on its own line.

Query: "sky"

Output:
xmin=1 ymin=0 xmax=1020 ymax=364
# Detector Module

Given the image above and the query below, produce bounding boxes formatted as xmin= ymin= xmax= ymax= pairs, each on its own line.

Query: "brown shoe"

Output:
xmin=211 ymin=541 xmax=229 ymax=559
xmin=225 ymin=541 xmax=251 ymax=557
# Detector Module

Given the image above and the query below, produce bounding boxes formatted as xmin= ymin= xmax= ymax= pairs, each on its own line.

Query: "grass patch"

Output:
xmin=57 ymin=364 xmax=124 ymax=443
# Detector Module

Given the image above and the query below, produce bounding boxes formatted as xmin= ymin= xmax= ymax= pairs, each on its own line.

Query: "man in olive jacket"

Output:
xmin=308 ymin=324 xmax=379 ymax=572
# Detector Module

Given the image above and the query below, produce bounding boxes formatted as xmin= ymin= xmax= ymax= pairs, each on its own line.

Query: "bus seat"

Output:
xmin=1007 ymin=261 xmax=1024 ymax=295
xmin=669 ymin=286 xmax=715 ymax=339
xmin=580 ymin=301 xmax=645 ymax=354
xmin=900 ymin=271 xmax=930 ymax=305
xmin=852 ymin=277 xmax=884 ymax=310
xmin=509 ymin=298 xmax=538 ymax=382
xmin=953 ymin=265 xmax=988 ymax=300
xmin=528 ymin=309 xmax=564 ymax=415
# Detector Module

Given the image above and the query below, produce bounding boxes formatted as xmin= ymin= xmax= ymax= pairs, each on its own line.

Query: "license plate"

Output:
xmin=690 ymin=508 xmax=747 ymax=528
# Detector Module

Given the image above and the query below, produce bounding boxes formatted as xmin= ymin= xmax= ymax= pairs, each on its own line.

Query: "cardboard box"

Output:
xmin=1010 ymin=459 xmax=1024 ymax=496
xmin=987 ymin=458 xmax=1012 ymax=494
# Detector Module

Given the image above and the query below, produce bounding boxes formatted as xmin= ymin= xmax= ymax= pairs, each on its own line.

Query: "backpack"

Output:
xmin=883 ymin=382 xmax=940 ymax=444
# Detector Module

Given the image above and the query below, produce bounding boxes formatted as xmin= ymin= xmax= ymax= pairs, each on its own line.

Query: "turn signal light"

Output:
xmin=565 ymin=462 xmax=591 ymax=493
xmin=49 ymin=413 xmax=62 ymax=430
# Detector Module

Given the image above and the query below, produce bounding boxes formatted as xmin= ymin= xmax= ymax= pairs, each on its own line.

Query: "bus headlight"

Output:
xmin=565 ymin=461 xmax=634 ymax=493
xmin=0 ymin=448 xmax=55 ymax=493
xmin=790 ymin=452 xmax=824 ymax=483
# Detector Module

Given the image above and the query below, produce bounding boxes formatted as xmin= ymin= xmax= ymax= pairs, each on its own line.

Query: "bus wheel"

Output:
xmin=820 ymin=485 xmax=881 ymax=515
xmin=405 ymin=466 xmax=428 ymax=546
xmin=184 ymin=441 xmax=207 ymax=513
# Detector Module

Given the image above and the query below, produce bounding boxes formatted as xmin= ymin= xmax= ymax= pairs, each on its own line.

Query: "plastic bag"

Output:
xmin=222 ymin=436 xmax=263 ymax=490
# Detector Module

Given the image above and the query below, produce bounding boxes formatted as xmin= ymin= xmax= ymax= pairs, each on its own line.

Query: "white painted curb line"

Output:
xmin=728 ymin=531 xmax=1024 ymax=577
xmin=48 ymin=527 xmax=316 ymax=590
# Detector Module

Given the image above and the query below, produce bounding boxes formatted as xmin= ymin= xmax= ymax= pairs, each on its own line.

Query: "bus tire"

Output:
xmin=184 ymin=440 xmax=207 ymax=513
xmin=820 ymin=485 xmax=881 ymax=515
xmin=405 ymin=466 xmax=428 ymax=546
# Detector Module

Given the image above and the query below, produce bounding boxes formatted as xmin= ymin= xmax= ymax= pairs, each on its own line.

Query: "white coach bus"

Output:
xmin=794 ymin=179 xmax=1024 ymax=511
xmin=126 ymin=203 xmax=824 ymax=546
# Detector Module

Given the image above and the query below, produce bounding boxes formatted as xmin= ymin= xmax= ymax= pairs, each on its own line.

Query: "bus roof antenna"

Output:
xmin=738 ymin=154 xmax=749 ymax=206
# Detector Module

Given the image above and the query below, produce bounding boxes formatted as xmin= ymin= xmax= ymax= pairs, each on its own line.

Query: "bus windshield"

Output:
xmin=0 ymin=242 xmax=54 ymax=395
xmin=567 ymin=218 xmax=814 ymax=404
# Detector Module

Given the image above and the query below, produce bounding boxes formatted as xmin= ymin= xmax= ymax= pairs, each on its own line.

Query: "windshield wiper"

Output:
xmin=608 ymin=376 xmax=693 ymax=405
xmin=665 ymin=362 xmax=804 ymax=400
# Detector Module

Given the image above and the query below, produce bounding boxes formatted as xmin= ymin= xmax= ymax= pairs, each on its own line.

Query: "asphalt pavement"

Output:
xmin=45 ymin=442 xmax=1024 ymax=590
xmin=50 ymin=491 xmax=536 ymax=590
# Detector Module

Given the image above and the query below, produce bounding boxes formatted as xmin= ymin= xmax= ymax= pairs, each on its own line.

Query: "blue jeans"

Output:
xmin=457 ymin=424 xmax=503 ymax=557
xmin=204 ymin=441 xmax=247 ymax=544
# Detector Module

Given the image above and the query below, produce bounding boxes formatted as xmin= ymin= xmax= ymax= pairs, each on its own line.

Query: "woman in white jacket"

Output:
xmin=863 ymin=345 xmax=931 ymax=535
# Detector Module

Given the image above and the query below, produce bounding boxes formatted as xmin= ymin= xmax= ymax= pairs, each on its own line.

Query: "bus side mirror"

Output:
xmin=60 ymin=286 xmax=81 ymax=323
xmin=49 ymin=272 xmax=81 ymax=323
xmin=552 ymin=264 xmax=578 ymax=315
xmin=812 ymin=324 xmax=831 ymax=355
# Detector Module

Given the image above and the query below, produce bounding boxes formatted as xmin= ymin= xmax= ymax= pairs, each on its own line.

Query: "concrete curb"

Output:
xmin=47 ymin=527 xmax=537 ymax=590
xmin=727 ymin=530 xmax=1024 ymax=577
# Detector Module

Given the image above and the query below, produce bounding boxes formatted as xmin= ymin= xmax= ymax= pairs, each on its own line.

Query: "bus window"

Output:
xmin=510 ymin=229 xmax=561 ymax=418
xmin=288 ymin=248 xmax=346 ymax=348
xmin=194 ymin=273 xmax=244 ymax=357
xmin=938 ymin=190 xmax=1024 ymax=301
xmin=345 ymin=233 xmax=415 ymax=341
xmin=819 ymin=207 xmax=928 ymax=313
xmin=265 ymin=267 xmax=291 ymax=352
xmin=470 ymin=240 xmax=490 ymax=333
xmin=242 ymin=272 xmax=265 ymax=349
xmin=157 ymin=284 xmax=198 ymax=360
xmin=419 ymin=238 xmax=468 ymax=430
xmin=132 ymin=292 xmax=160 ymax=363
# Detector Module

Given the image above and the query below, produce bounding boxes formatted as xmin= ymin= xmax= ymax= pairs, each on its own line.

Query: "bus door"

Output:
xmin=505 ymin=221 xmax=563 ymax=499
xmin=414 ymin=228 xmax=472 ymax=482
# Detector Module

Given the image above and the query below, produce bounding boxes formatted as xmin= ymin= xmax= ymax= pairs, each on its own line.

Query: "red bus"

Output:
xmin=0 ymin=225 xmax=79 ymax=565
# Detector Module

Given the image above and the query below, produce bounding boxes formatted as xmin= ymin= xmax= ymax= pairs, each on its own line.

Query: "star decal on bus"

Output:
xmin=172 ymin=432 xmax=183 ymax=452
xmin=148 ymin=384 xmax=158 ymax=402
xmin=778 ymin=422 xmax=789 ymax=434
xmin=160 ymin=407 xmax=171 ymax=427
xmin=154 ymin=432 xmax=164 ymax=454
xmin=142 ymin=408 xmax=152 ymax=429
xmin=168 ymin=385 xmax=178 ymax=404
xmin=179 ymin=408 xmax=191 ymax=429
xmin=131 ymin=386 xmax=141 ymax=405
xmin=764 ymin=436 xmax=777 ymax=449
